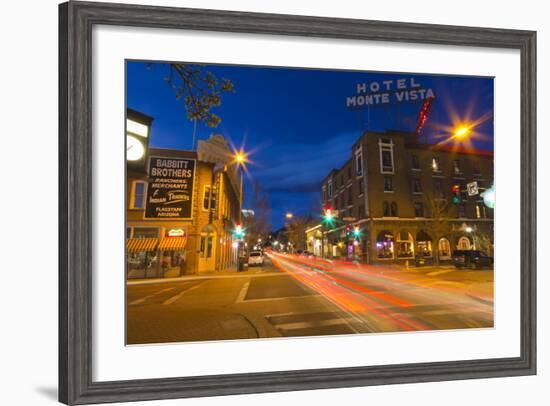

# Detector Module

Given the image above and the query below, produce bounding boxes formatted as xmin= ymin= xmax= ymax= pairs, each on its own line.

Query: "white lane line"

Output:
xmin=162 ymin=284 xmax=201 ymax=305
xmin=236 ymin=280 xmax=251 ymax=303
xmin=276 ymin=317 xmax=357 ymax=331
xmin=242 ymin=294 xmax=321 ymax=304
xmin=426 ymin=269 xmax=456 ymax=276
xmin=128 ymin=287 xmax=176 ymax=306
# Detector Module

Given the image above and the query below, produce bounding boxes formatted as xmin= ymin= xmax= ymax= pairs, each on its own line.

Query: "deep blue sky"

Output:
xmin=127 ymin=61 xmax=494 ymax=230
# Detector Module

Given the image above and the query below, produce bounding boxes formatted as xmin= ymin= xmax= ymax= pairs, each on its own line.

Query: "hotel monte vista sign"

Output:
xmin=145 ymin=156 xmax=196 ymax=219
xmin=345 ymin=77 xmax=435 ymax=108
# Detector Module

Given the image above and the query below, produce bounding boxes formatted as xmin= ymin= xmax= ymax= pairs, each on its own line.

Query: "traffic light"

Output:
xmin=233 ymin=224 xmax=245 ymax=239
xmin=353 ymin=226 xmax=361 ymax=238
xmin=451 ymin=184 xmax=461 ymax=204
xmin=322 ymin=206 xmax=335 ymax=225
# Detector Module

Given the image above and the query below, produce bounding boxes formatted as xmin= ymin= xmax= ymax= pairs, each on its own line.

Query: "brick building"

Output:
xmin=126 ymin=111 xmax=242 ymax=278
xmin=319 ymin=130 xmax=494 ymax=265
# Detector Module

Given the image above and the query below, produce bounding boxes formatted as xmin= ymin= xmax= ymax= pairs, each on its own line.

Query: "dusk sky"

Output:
xmin=127 ymin=61 xmax=494 ymax=230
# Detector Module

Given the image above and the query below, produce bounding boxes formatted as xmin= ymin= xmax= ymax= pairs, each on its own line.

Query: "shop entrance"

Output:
xmin=198 ymin=225 xmax=217 ymax=272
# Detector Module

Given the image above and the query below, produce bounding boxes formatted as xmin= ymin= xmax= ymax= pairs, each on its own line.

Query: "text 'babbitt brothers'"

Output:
xmin=346 ymin=77 xmax=435 ymax=108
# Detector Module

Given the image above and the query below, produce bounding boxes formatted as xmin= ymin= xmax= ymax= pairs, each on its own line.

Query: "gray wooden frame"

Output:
xmin=59 ymin=1 xmax=537 ymax=404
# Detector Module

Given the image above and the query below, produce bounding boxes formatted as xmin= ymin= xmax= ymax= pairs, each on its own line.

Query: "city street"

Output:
xmin=126 ymin=253 xmax=493 ymax=344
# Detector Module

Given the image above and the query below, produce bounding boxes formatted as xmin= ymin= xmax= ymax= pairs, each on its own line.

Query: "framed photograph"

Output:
xmin=59 ymin=1 xmax=536 ymax=404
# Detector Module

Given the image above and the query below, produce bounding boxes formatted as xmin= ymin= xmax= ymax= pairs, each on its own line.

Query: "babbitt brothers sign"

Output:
xmin=346 ymin=77 xmax=435 ymax=108
xmin=145 ymin=157 xmax=195 ymax=219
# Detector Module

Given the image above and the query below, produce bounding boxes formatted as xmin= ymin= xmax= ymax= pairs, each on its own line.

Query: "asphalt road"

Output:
xmin=126 ymin=253 xmax=493 ymax=344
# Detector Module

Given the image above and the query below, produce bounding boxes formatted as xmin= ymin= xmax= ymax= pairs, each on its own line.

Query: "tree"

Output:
xmin=285 ymin=215 xmax=316 ymax=252
xmin=243 ymin=180 xmax=271 ymax=247
xmin=148 ymin=63 xmax=235 ymax=146
xmin=424 ymin=193 xmax=451 ymax=266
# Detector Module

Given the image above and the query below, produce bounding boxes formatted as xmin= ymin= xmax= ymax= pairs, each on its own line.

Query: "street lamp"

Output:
xmin=285 ymin=212 xmax=294 ymax=220
xmin=234 ymin=150 xmax=247 ymax=166
xmin=454 ymin=125 xmax=471 ymax=139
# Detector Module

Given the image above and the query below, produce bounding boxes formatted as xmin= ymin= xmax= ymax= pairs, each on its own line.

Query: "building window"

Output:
xmin=383 ymin=201 xmax=390 ymax=217
xmin=358 ymin=204 xmax=365 ymax=218
xmin=355 ymin=148 xmax=363 ymax=176
xmin=457 ymin=236 xmax=472 ymax=250
xmin=411 ymin=155 xmax=420 ymax=170
xmin=130 ymin=181 xmax=146 ymax=209
xmin=202 ymin=185 xmax=217 ymax=211
xmin=340 ymin=174 xmax=344 ymax=188
xmin=433 ymin=178 xmax=443 ymax=197
xmin=347 ymin=166 xmax=352 ymax=180
xmin=472 ymin=162 xmax=482 ymax=176
xmin=390 ymin=202 xmax=398 ymax=217
xmin=458 ymin=204 xmax=466 ymax=218
xmin=453 ymin=159 xmax=463 ymax=176
xmin=376 ymin=231 xmax=395 ymax=259
xmin=322 ymin=186 xmax=326 ymax=203
xmin=414 ymin=202 xmax=424 ymax=217
xmin=416 ymin=230 xmax=433 ymax=258
xmin=384 ymin=176 xmax=393 ymax=192
xmin=328 ymin=181 xmax=333 ymax=197
xmin=476 ymin=202 xmax=486 ymax=218
xmin=438 ymin=238 xmax=451 ymax=259
xmin=431 ymin=157 xmax=441 ymax=172
xmin=347 ymin=188 xmax=352 ymax=205
xmin=379 ymin=138 xmax=395 ymax=173
xmin=358 ymin=180 xmax=364 ymax=196
xmin=412 ymin=178 xmax=422 ymax=194
xmin=396 ymin=232 xmax=414 ymax=259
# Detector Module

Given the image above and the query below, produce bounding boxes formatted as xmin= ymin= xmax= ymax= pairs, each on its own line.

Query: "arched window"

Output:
xmin=390 ymin=202 xmax=398 ymax=217
xmin=376 ymin=231 xmax=394 ymax=259
xmin=438 ymin=238 xmax=451 ymax=259
xmin=396 ymin=232 xmax=414 ymax=258
xmin=382 ymin=201 xmax=390 ymax=217
xmin=457 ymin=236 xmax=471 ymax=250
xmin=416 ymin=230 xmax=433 ymax=257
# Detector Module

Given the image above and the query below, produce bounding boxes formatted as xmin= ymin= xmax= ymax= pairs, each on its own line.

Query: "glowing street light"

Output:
xmin=454 ymin=125 xmax=471 ymax=139
xmin=465 ymin=226 xmax=473 ymax=233
xmin=285 ymin=212 xmax=294 ymax=219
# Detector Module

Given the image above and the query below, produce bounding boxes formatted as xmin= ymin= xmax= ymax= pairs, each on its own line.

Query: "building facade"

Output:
xmin=320 ymin=130 xmax=494 ymax=265
xmin=126 ymin=114 xmax=242 ymax=278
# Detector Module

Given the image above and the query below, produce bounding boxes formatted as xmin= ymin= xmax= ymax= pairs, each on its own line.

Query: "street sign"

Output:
xmin=342 ymin=217 xmax=357 ymax=222
xmin=467 ymin=181 xmax=479 ymax=196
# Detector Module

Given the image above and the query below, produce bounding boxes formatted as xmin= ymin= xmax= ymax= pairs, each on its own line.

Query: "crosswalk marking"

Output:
xmin=275 ymin=317 xmax=357 ymax=331
xmin=236 ymin=280 xmax=251 ymax=303
xmin=162 ymin=284 xmax=201 ymax=305
xmin=265 ymin=311 xmax=359 ymax=335
xmin=128 ymin=287 xmax=176 ymax=306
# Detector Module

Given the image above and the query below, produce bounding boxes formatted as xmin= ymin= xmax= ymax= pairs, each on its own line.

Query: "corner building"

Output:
xmin=126 ymin=133 xmax=242 ymax=278
xmin=320 ymin=130 xmax=494 ymax=265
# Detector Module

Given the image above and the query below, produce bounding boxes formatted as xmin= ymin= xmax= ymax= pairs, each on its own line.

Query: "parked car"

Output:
xmin=452 ymin=250 xmax=493 ymax=269
xmin=247 ymin=251 xmax=264 ymax=266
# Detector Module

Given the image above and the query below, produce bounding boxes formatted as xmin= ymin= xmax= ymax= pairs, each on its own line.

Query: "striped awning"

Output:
xmin=127 ymin=238 xmax=159 ymax=253
xmin=158 ymin=237 xmax=187 ymax=251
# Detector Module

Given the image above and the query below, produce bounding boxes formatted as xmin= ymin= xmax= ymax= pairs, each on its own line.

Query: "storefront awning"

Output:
xmin=158 ymin=237 xmax=187 ymax=251
xmin=127 ymin=238 xmax=159 ymax=253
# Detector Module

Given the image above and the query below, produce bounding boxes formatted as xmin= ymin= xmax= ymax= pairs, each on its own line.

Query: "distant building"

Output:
xmin=320 ymin=130 xmax=494 ymax=264
xmin=126 ymin=112 xmax=242 ymax=278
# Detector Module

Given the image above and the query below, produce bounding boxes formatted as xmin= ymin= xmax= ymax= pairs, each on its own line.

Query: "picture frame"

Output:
xmin=59 ymin=1 xmax=537 ymax=404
